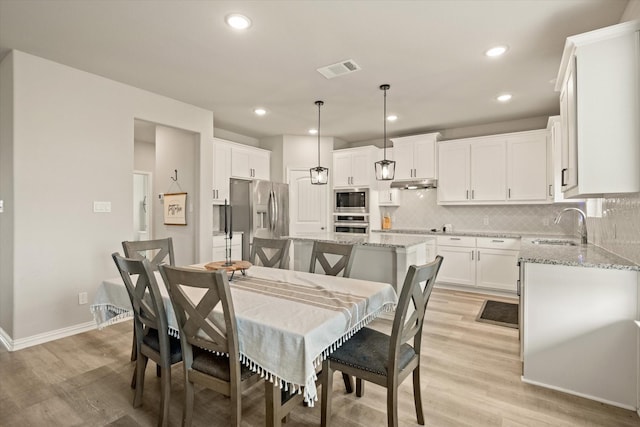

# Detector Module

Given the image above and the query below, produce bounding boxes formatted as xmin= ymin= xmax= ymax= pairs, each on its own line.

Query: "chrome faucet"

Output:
xmin=553 ymin=207 xmax=588 ymax=245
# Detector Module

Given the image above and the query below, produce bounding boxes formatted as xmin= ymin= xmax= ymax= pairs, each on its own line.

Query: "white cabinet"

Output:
xmin=547 ymin=116 xmax=581 ymax=203
xmin=212 ymin=139 xmax=232 ymax=204
xmin=231 ymin=145 xmax=270 ymax=180
xmin=212 ymin=234 xmax=242 ymax=261
xmin=390 ymin=133 xmax=440 ymax=180
xmin=333 ymin=146 xmax=376 ymax=187
xmin=378 ymin=188 xmax=400 ymax=206
xmin=555 ymin=20 xmax=640 ymax=198
xmin=438 ymin=130 xmax=549 ymax=205
xmin=436 ymin=235 xmax=520 ymax=292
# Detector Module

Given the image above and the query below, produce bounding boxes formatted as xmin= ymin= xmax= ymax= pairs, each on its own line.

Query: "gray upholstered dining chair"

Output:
xmin=159 ymin=265 xmax=261 ymax=427
xmin=122 ymin=237 xmax=175 ymax=362
xmin=320 ymin=255 xmax=444 ymax=427
xmin=250 ymin=237 xmax=291 ymax=269
xmin=111 ymin=253 xmax=182 ymax=427
xmin=309 ymin=241 xmax=355 ymax=277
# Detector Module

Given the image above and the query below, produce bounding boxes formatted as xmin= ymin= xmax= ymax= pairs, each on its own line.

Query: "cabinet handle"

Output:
xmin=471 ymin=250 xmax=474 ymax=261
xmin=472 ymin=190 xmax=475 ymax=199
xmin=491 ymin=239 xmax=504 ymax=243
xmin=561 ymin=168 xmax=567 ymax=186
xmin=466 ymin=190 xmax=469 ymax=200
xmin=508 ymin=188 xmax=511 ymax=199
xmin=477 ymin=250 xmax=481 ymax=261
xmin=549 ymin=184 xmax=553 ymax=197
xmin=517 ymin=279 xmax=521 ymax=296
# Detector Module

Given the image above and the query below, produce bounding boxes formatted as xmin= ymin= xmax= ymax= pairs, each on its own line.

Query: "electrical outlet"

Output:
xmin=93 ymin=201 xmax=111 ymax=213
xmin=543 ymin=218 xmax=550 ymax=226
xmin=483 ymin=216 xmax=489 ymax=226
xmin=78 ymin=292 xmax=88 ymax=305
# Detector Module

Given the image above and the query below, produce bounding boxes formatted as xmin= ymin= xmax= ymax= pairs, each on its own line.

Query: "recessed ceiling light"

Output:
xmin=485 ymin=45 xmax=508 ymax=57
xmin=254 ymin=108 xmax=266 ymax=116
xmin=386 ymin=115 xmax=398 ymax=122
xmin=308 ymin=128 xmax=318 ymax=135
xmin=497 ymin=93 xmax=512 ymax=102
xmin=226 ymin=14 xmax=252 ymax=30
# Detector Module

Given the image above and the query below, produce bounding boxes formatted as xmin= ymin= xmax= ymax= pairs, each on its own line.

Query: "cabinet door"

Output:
xmin=231 ymin=147 xmax=251 ymax=179
xmin=507 ymin=134 xmax=548 ymax=201
xmin=250 ymin=150 xmax=270 ymax=180
xmin=436 ymin=246 xmax=476 ymax=286
xmin=213 ymin=142 xmax=232 ymax=204
xmin=413 ymin=139 xmax=436 ymax=179
xmin=350 ymin=151 xmax=371 ymax=187
xmin=437 ymin=142 xmax=470 ymax=202
xmin=561 ymin=57 xmax=578 ymax=192
xmin=471 ymin=141 xmax=506 ymax=202
xmin=392 ymin=142 xmax=415 ymax=180
xmin=333 ymin=152 xmax=353 ymax=187
xmin=476 ymin=249 xmax=519 ymax=291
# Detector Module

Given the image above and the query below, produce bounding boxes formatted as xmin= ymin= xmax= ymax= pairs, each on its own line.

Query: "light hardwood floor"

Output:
xmin=1 ymin=288 xmax=639 ymax=426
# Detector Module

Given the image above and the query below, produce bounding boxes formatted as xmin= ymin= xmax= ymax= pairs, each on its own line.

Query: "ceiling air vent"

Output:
xmin=317 ymin=59 xmax=361 ymax=79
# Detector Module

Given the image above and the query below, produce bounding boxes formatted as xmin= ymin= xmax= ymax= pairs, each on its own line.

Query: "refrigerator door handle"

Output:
xmin=273 ymin=190 xmax=279 ymax=234
xmin=269 ymin=190 xmax=276 ymax=232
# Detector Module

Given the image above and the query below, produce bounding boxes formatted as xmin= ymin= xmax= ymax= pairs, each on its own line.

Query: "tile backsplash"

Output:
xmin=380 ymin=189 xmax=581 ymax=235
xmin=587 ymin=193 xmax=640 ymax=264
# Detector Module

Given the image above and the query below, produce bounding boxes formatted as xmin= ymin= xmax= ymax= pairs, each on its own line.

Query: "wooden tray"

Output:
xmin=204 ymin=260 xmax=252 ymax=272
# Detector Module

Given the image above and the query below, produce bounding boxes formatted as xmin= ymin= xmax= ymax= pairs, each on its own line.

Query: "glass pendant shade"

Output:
xmin=375 ymin=159 xmax=396 ymax=181
xmin=310 ymin=166 xmax=329 ymax=184
xmin=310 ymin=100 xmax=328 ymax=185
xmin=376 ymin=84 xmax=395 ymax=181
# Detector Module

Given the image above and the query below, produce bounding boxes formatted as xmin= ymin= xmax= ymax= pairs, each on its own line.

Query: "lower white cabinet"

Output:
xmin=436 ymin=235 xmax=520 ymax=292
xmin=212 ymin=233 xmax=242 ymax=261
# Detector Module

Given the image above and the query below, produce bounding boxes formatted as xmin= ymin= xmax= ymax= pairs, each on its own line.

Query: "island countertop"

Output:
xmin=285 ymin=232 xmax=435 ymax=249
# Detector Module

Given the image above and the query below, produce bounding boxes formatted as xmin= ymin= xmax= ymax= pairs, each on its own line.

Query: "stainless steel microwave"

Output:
xmin=334 ymin=189 xmax=369 ymax=213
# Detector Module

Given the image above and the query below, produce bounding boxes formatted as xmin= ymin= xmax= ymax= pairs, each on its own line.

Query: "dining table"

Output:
xmin=91 ymin=264 xmax=397 ymax=426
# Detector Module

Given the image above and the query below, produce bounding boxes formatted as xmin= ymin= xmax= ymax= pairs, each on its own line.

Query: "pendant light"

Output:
xmin=310 ymin=100 xmax=329 ymax=185
xmin=375 ymin=84 xmax=396 ymax=180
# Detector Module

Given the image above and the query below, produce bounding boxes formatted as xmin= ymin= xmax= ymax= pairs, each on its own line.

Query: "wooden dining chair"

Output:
xmin=309 ymin=241 xmax=355 ymax=277
xmin=111 ymin=253 xmax=182 ymax=427
xmin=122 ymin=237 xmax=175 ymax=362
xmin=250 ymin=237 xmax=291 ymax=269
xmin=321 ymin=255 xmax=444 ymax=427
xmin=159 ymin=265 xmax=261 ymax=427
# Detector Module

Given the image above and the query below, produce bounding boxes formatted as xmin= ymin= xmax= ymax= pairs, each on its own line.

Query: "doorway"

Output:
xmin=133 ymin=171 xmax=152 ymax=241
xmin=288 ymin=168 xmax=328 ymax=234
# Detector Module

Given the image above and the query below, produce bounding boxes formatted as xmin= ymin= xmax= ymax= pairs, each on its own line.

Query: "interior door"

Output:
xmin=288 ymin=169 xmax=327 ymax=234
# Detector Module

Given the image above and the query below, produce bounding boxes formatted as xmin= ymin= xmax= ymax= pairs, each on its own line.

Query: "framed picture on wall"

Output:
xmin=163 ymin=192 xmax=187 ymax=225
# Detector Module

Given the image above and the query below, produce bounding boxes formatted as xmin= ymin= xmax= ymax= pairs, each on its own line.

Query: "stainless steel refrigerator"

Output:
xmin=229 ymin=178 xmax=289 ymax=261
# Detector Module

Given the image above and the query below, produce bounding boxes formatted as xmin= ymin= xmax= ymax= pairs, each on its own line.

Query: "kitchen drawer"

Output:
xmin=476 ymin=237 xmax=520 ymax=250
xmin=436 ymin=235 xmax=476 ymax=247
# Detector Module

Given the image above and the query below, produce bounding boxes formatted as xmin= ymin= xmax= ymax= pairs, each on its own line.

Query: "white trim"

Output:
xmin=521 ymin=376 xmax=637 ymax=411
xmin=0 ymin=321 xmax=97 ymax=352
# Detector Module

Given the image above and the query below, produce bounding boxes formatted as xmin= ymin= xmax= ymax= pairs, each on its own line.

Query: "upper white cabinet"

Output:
xmin=212 ymin=139 xmax=232 ymax=204
xmin=555 ymin=20 xmax=640 ymax=198
xmin=333 ymin=146 xmax=376 ymax=187
xmin=231 ymin=144 xmax=270 ymax=180
xmin=390 ymin=132 xmax=440 ymax=180
xmin=438 ymin=130 xmax=549 ymax=205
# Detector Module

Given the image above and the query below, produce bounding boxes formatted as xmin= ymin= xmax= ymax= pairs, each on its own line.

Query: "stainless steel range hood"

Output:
xmin=390 ymin=178 xmax=437 ymax=190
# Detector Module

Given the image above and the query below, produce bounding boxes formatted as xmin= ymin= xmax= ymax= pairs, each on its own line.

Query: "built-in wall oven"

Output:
xmin=334 ymin=189 xmax=369 ymax=233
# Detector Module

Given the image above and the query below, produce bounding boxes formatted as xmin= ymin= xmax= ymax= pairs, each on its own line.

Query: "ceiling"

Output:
xmin=0 ymin=0 xmax=630 ymax=143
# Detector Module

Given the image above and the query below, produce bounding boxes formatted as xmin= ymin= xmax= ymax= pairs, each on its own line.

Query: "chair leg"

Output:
xmin=131 ymin=364 xmax=137 ymax=389
xmin=130 ymin=326 xmax=137 ymax=361
xmin=158 ymin=366 xmax=171 ymax=427
xmin=156 ymin=364 xmax=161 ymax=377
xmin=183 ymin=375 xmax=195 ymax=427
xmin=133 ymin=356 xmax=148 ymax=408
xmin=387 ymin=382 xmax=398 ymax=427
xmin=230 ymin=386 xmax=241 ymax=426
xmin=320 ymin=362 xmax=333 ymax=427
xmin=356 ymin=378 xmax=364 ymax=397
xmin=413 ymin=367 xmax=425 ymax=425
xmin=342 ymin=373 xmax=354 ymax=394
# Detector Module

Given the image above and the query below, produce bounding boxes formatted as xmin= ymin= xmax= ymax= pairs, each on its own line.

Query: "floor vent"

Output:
xmin=317 ymin=59 xmax=361 ymax=79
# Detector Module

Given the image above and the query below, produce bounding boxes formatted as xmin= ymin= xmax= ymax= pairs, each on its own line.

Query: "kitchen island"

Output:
xmin=518 ymin=239 xmax=640 ymax=409
xmin=285 ymin=232 xmax=436 ymax=295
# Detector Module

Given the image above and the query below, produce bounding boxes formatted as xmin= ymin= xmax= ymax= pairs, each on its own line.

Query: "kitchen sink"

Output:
xmin=531 ymin=239 xmax=578 ymax=246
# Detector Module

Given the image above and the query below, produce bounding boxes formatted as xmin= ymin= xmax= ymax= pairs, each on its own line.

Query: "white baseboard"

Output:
xmin=0 ymin=321 xmax=97 ymax=352
xmin=521 ymin=376 xmax=637 ymax=412
xmin=435 ymin=282 xmax=518 ymax=300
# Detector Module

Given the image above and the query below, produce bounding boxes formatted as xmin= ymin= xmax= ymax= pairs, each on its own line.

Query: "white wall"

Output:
xmin=622 ymin=0 xmax=640 ymax=21
xmin=134 ymin=139 xmax=155 ymax=172
xmin=214 ymin=127 xmax=259 ymax=147
xmin=0 ymin=50 xmax=215 ymax=345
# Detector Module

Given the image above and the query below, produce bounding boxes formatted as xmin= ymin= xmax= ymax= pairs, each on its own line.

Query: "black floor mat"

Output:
xmin=476 ymin=300 xmax=518 ymax=328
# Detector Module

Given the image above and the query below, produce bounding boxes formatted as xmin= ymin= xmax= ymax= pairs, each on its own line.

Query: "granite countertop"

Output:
xmin=519 ymin=238 xmax=639 ymax=271
xmin=373 ymin=228 xmax=524 ymax=238
xmin=285 ymin=232 xmax=435 ymax=249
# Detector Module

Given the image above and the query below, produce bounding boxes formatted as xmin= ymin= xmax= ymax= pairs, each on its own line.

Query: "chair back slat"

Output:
xmin=309 ymin=241 xmax=355 ymax=277
xmin=160 ymin=266 xmax=239 ymax=357
xmin=250 ymin=238 xmax=291 ymax=269
xmin=112 ymin=253 xmax=170 ymax=343
xmin=123 ymin=238 xmax=175 ymax=271
xmin=389 ymin=255 xmax=443 ymax=366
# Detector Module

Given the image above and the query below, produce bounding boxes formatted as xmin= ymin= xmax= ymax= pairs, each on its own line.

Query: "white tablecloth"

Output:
xmin=91 ymin=265 xmax=397 ymax=404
